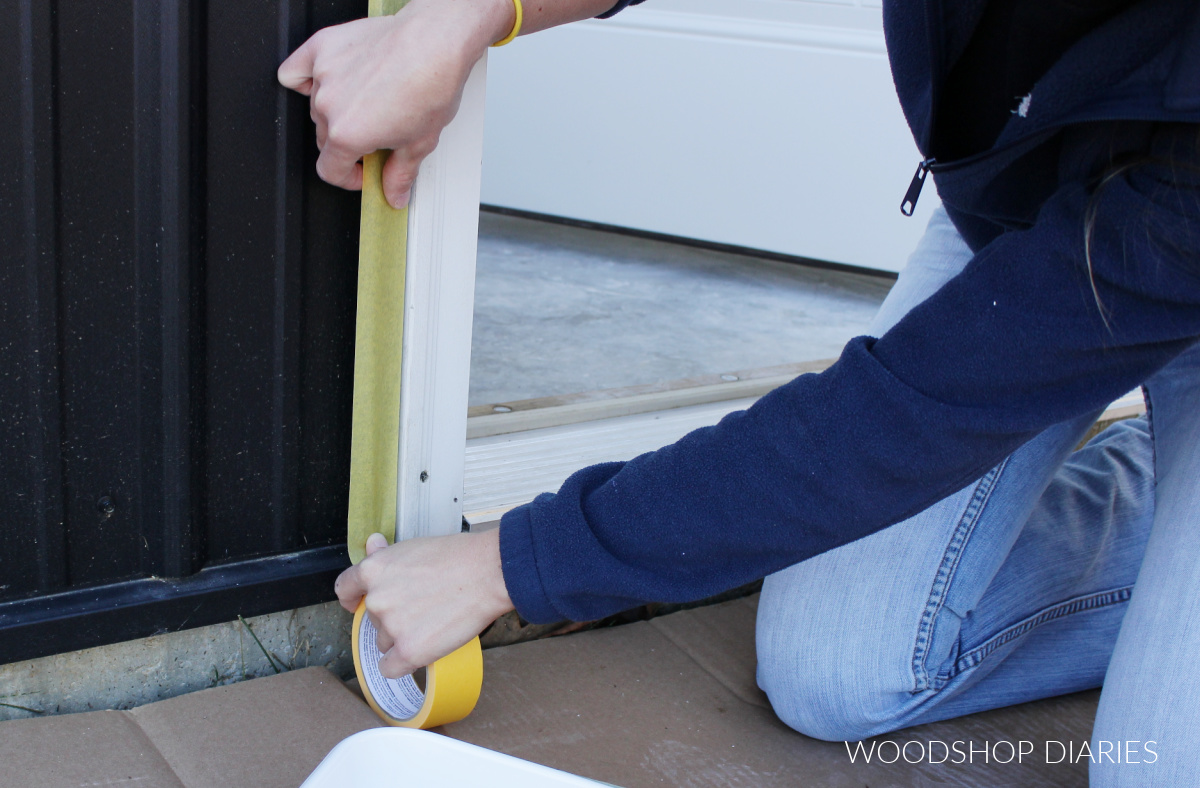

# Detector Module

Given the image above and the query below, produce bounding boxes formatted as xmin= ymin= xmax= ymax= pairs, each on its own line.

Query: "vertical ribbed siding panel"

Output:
xmin=0 ymin=0 xmax=67 ymax=601
xmin=295 ymin=1 xmax=364 ymax=551
xmin=271 ymin=0 xmax=308 ymax=557
xmin=0 ymin=0 xmax=363 ymax=645
xmin=131 ymin=0 xmax=203 ymax=579
xmin=56 ymin=0 xmax=151 ymax=586
xmin=204 ymin=2 xmax=307 ymax=560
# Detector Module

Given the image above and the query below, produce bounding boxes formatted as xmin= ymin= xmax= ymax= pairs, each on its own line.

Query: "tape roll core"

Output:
xmin=351 ymin=601 xmax=483 ymax=728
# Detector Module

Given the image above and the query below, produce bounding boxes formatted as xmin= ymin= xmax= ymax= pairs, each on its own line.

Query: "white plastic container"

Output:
xmin=301 ymin=728 xmax=608 ymax=787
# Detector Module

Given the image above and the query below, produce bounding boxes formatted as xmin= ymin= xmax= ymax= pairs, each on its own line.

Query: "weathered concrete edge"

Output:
xmin=0 ymin=601 xmax=354 ymax=721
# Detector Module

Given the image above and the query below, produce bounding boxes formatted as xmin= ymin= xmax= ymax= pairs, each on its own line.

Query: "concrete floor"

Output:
xmin=470 ymin=212 xmax=893 ymax=407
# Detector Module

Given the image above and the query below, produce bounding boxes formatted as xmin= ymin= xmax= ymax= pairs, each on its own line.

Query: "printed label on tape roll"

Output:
xmin=356 ymin=613 xmax=425 ymax=721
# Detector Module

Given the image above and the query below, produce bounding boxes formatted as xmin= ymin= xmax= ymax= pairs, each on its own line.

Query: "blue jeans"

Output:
xmin=756 ymin=208 xmax=1200 ymax=786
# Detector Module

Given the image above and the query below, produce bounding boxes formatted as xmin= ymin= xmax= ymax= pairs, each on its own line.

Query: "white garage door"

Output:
xmin=480 ymin=0 xmax=940 ymax=274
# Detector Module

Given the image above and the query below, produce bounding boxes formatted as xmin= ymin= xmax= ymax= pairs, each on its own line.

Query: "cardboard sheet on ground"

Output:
xmin=0 ymin=668 xmax=380 ymax=788
xmin=0 ymin=597 xmax=1097 ymax=788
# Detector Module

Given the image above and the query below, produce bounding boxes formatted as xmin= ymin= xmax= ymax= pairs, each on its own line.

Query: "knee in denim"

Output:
xmin=756 ymin=624 xmax=910 ymax=742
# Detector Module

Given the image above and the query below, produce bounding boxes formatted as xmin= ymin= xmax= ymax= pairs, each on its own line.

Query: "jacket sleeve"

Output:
xmin=597 ymin=0 xmax=646 ymax=19
xmin=499 ymin=153 xmax=1200 ymax=625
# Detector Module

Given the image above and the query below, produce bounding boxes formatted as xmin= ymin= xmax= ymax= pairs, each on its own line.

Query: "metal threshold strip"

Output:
xmin=461 ymin=377 xmax=1147 ymax=530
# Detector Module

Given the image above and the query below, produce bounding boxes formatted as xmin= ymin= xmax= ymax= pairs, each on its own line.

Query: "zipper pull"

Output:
xmin=900 ymin=158 xmax=935 ymax=216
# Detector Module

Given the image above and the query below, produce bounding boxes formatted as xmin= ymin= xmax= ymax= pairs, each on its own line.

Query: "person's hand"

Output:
xmin=277 ymin=0 xmax=514 ymax=208
xmin=335 ymin=529 xmax=513 ymax=678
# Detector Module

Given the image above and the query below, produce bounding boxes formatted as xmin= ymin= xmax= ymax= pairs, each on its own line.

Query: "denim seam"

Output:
xmin=1144 ymin=385 xmax=1158 ymax=499
xmin=910 ymin=459 xmax=1008 ymax=693
xmin=940 ymin=586 xmax=1135 ymax=680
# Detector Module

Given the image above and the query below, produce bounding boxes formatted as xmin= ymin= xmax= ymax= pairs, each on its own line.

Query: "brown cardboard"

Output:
xmin=0 ymin=597 xmax=1099 ymax=787
xmin=0 ymin=668 xmax=380 ymax=788
xmin=127 ymin=667 xmax=382 ymax=788
xmin=0 ymin=709 xmax=185 ymax=788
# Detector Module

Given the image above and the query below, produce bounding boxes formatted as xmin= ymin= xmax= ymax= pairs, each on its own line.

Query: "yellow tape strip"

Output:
xmin=346 ymin=149 xmax=406 ymax=565
xmin=346 ymin=0 xmax=483 ymax=730
xmin=347 ymin=0 xmax=410 ymax=565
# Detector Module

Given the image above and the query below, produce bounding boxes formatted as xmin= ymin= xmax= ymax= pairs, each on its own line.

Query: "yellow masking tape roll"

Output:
xmin=352 ymin=602 xmax=484 ymax=728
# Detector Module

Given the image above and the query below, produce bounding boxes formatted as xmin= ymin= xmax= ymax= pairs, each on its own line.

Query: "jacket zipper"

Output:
xmin=900 ymin=158 xmax=936 ymax=216
xmin=896 ymin=103 xmax=1168 ymax=217
xmin=898 ymin=0 xmax=1200 ymax=218
xmin=902 ymin=0 xmax=942 ymax=217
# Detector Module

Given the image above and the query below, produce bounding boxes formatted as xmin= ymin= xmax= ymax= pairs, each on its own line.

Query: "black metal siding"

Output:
xmin=0 ymin=0 xmax=364 ymax=662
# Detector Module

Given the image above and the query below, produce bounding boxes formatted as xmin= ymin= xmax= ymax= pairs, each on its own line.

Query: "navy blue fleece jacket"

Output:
xmin=499 ymin=0 xmax=1200 ymax=624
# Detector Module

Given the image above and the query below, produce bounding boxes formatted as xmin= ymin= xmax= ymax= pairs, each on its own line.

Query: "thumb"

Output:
xmin=365 ymin=532 xmax=390 ymax=556
xmin=381 ymin=149 xmax=420 ymax=209
xmin=277 ymin=36 xmax=317 ymax=95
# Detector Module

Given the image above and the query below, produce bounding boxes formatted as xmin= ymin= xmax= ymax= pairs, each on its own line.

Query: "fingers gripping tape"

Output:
xmin=352 ymin=602 xmax=484 ymax=728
